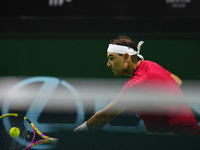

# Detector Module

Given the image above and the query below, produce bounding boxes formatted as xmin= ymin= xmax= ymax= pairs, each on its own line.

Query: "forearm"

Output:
xmin=73 ymin=110 xmax=116 ymax=132
xmin=86 ymin=111 xmax=114 ymax=132
xmin=73 ymin=99 xmax=127 ymax=132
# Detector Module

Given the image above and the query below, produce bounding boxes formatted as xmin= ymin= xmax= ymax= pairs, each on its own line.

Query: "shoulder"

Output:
xmin=140 ymin=60 xmax=171 ymax=76
xmin=142 ymin=60 xmax=163 ymax=69
xmin=135 ymin=60 xmax=159 ymax=73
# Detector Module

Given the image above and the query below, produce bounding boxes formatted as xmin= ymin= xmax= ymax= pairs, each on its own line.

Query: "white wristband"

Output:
xmin=73 ymin=121 xmax=89 ymax=132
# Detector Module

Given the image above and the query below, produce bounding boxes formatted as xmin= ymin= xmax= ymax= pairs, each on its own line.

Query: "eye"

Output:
xmin=109 ymin=57 xmax=114 ymax=61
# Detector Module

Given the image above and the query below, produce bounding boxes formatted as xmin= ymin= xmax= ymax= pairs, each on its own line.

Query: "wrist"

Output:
xmin=73 ymin=121 xmax=89 ymax=132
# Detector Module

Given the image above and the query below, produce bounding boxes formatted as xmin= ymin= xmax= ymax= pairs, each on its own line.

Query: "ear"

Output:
xmin=123 ymin=53 xmax=130 ymax=61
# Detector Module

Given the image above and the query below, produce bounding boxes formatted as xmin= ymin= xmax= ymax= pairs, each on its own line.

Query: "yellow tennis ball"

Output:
xmin=10 ymin=127 xmax=20 ymax=138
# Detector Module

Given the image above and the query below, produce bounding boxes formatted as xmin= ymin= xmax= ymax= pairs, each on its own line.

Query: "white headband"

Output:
xmin=107 ymin=41 xmax=144 ymax=60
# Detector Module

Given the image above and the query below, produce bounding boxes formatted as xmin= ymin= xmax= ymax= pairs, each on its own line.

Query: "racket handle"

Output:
xmin=50 ymin=138 xmax=58 ymax=144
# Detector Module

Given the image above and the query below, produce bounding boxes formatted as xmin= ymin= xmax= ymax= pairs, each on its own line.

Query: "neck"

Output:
xmin=127 ymin=60 xmax=142 ymax=77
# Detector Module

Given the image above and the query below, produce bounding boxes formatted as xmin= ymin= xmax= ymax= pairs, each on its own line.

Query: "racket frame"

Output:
xmin=0 ymin=113 xmax=58 ymax=150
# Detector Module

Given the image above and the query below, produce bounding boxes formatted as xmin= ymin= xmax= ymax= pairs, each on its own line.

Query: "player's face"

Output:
xmin=107 ymin=52 xmax=127 ymax=76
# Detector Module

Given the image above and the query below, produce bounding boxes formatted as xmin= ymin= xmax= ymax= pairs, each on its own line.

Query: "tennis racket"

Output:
xmin=0 ymin=113 xmax=58 ymax=150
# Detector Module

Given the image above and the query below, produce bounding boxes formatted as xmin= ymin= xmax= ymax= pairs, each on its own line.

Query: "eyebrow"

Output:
xmin=107 ymin=54 xmax=114 ymax=58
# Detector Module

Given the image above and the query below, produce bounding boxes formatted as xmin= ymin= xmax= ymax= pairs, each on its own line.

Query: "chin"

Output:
xmin=113 ymin=70 xmax=123 ymax=76
xmin=114 ymin=73 xmax=121 ymax=76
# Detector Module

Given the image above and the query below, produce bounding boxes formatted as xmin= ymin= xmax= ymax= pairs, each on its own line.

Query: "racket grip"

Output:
xmin=50 ymin=138 xmax=58 ymax=144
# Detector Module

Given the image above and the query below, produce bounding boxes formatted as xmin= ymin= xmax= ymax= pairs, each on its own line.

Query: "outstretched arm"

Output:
xmin=74 ymin=99 xmax=127 ymax=132
xmin=171 ymin=73 xmax=182 ymax=86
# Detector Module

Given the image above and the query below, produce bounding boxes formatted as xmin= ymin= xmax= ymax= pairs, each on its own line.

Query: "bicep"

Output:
xmin=171 ymin=73 xmax=182 ymax=86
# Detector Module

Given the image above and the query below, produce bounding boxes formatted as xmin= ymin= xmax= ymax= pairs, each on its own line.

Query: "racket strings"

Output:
xmin=0 ymin=116 xmax=34 ymax=150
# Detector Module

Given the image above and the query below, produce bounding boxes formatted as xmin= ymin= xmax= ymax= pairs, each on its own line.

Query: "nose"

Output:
xmin=107 ymin=60 xmax=111 ymax=67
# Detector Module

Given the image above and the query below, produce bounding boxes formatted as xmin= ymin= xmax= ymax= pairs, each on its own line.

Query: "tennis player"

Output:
xmin=74 ymin=36 xmax=200 ymax=135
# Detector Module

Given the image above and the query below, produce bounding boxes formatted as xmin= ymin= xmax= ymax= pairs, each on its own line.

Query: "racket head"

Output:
xmin=0 ymin=113 xmax=35 ymax=150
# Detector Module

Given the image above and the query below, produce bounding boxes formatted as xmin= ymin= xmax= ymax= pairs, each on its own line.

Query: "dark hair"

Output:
xmin=110 ymin=36 xmax=141 ymax=62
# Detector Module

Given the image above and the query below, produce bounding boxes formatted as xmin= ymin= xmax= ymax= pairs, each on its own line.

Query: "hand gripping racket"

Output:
xmin=0 ymin=113 xmax=58 ymax=150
